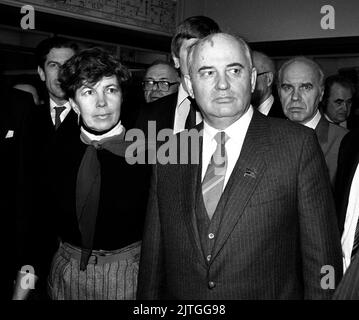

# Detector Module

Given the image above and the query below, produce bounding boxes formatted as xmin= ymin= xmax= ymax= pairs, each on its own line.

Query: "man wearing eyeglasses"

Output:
xmin=142 ymin=60 xmax=179 ymax=104
xmin=251 ymin=51 xmax=285 ymax=118
xmin=136 ymin=16 xmax=220 ymax=135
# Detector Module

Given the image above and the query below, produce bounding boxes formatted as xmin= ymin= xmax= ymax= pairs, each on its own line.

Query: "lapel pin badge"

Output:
xmin=244 ymin=168 xmax=256 ymax=179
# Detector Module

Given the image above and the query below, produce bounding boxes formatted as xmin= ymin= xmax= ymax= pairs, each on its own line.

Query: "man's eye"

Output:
xmin=48 ymin=62 xmax=58 ymax=68
xmin=281 ymin=84 xmax=292 ymax=91
xmin=201 ymin=70 xmax=215 ymax=77
xmin=228 ymin=68 xmax=240 ymax=75
xmin=301 ymin=84 xmax=313 ymax=90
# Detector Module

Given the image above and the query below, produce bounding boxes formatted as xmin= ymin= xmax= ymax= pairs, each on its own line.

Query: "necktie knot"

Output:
xmin=213 ymin=131 xmax=229 ymax=167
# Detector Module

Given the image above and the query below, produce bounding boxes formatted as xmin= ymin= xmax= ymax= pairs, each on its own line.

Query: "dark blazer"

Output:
xmin=333 ymin=252 xmax=359 ymax=299
xmin=0 ymin=87 xmax=35 ymax=298
xmin=136 ymin=92 xmax=178 ymax=134
xmin=267 ymin=95 xmax=285 ymax=118
xmin=138 ymin=110 xmax=342 ymax=299
xmin=335 ymin=129 xmax=359 ymax=235
xmin=16 ymin=101 xmax=79 ymax=284
xmin=315 ymin=115 xmax=348 ymax=186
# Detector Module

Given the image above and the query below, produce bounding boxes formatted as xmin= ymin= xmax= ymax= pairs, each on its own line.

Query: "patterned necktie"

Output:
xmin=54 ymin=106 xmax=66 ymax=130
xmin=202 ymin=131 xmax=228 ymax=220
xmin=352 ymin=217 xmax=359 ymax=259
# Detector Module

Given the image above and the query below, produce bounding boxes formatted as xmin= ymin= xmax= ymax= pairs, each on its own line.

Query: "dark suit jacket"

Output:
xmin=267 ymin=95 xmax=285 ymax=118
xmin=138 ymin=110 xmax=342 ymax=299
xmin=136 ymin=92 xmax=178 ymax=134
xmin=315 ymin=115 xmax=348 ymax=186
xmin=16 ymin=101 xmax=79 ymax=281
xmin=333 ymin=252 xmax=359 ymax=299
xmin=0 ymin=87 xmax=35 ymax=298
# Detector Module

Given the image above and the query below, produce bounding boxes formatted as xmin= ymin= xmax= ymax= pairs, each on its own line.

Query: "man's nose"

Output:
xmin=216 ymin=73 xmax=230 ymax=90
xmin=291 ymin=87 xmax=301 ymax=101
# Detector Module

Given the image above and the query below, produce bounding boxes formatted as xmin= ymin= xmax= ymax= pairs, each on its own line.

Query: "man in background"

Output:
xmin=278 ymin=56 xmax=348 ymax=186
xmin=136 ymin=16 xmax=220 ymax=135
xmin=251 ymin=51 xmax=284 ymax=118
xmin=142 ymin=60 xmax=179 ymax=103
xmin=322 ymin=74 xmax=355 ymax=129
xmin=12 ymin=36 xmax=79 ymax=299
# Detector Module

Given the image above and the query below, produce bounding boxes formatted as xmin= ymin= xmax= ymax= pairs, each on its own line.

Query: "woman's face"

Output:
xmin=70 ymin=75 xmax=122 ymax=132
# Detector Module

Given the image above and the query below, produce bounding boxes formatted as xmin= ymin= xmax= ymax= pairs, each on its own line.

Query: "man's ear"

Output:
xmin=38 ymin=66 xmax=45 ymax=82
xmin=69 ymin=98 xmax=80 ymax=116
xmin=251 ymin=67 xmax=257 ymax=93
xmin=184 ymin=75 xmax=195 ymax=99
xmin=266 ymin=72 xmax=274 ymax=88
xmin=172 ymin=54 xmax=180 ymax=69
xmin=319 ymin=86 xmax=325 ymax=102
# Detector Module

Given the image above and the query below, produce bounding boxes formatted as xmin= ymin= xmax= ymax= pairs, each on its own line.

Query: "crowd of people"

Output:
xmin=1 ymin=15 xmax=359 ymax=300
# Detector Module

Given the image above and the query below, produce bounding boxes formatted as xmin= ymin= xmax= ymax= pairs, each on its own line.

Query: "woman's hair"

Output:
xmin=59 ymin=47 xmax=131 ymax=99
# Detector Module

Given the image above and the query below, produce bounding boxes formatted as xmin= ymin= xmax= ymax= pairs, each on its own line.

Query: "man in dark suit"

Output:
xmin=0 ymin=80 xmax=36 ymax=299
xmin=136 ymin=16 xmax=220 ymax=135
xmin=137 ymin=33 xmax=342 ymax=299
xmin=322 ymin=74 xmax=355 ymax=130
xmin=332 ymin=130 xmax=359 ymax=300
xmin=251 ymin=51 xmax=284 ymax=118
xmin=277 ymin=57 xmax=348 ymax=186
xmin=12 ymin=37 xmax=79 ymax=300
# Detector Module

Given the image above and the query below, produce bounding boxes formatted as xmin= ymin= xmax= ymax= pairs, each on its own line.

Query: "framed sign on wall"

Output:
xmin=4 ymin=0 xmax=177 ymax=35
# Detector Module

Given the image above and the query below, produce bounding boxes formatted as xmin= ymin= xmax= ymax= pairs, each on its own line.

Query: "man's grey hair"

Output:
xmin=277 ymin=56 xmax=325 ymax=88
xmin=186 ymin=33 xmax=253 ymax=76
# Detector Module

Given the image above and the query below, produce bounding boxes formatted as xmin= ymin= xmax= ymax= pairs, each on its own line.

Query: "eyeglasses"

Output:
xmin=257 ymin=71 xmax=271 ymax=76
xmin=142 ymin=80 xmax=179 ymax=92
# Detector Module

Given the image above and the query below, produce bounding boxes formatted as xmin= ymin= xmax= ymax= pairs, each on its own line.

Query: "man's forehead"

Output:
xmin=193 ymin=35 xmax=248 ymax=63
xmin=282 ymin=61 xmax=319 ymax=83
xmin=146 ymin=64 xmax=175 ymax=78
xmin=46 ymin=47 xmax=75 ymax=61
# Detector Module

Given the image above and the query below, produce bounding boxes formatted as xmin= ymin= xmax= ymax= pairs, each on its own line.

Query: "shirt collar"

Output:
xmin=80 ymin=120 xmax=124 ymax=142
xmin=257 ymin=95 xmax=274 ymax=116
xmin=176 ymin=83 xmax=189 ymax=108
xmin=303 ymin=109 xmax=321 ymax=129
xmin=203 ymin=105 xmax=254 ymax=142
xmin=50 ymin=98 xmax=71 ymax=110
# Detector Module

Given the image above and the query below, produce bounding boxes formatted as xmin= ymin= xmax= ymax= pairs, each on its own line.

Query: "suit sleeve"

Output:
xmin=137 ymin=164 xmax=165 ymax=299
xmin=297 ymin=131 xmax=343 ymax=299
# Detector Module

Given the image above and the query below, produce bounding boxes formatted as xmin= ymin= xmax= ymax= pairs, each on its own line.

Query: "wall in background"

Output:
xmin=178 ymin=0 xmax=359 ymax=42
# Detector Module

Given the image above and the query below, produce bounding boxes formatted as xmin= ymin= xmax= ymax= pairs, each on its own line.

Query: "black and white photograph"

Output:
xmin=1 ymin=0 xmax=358 ymax=309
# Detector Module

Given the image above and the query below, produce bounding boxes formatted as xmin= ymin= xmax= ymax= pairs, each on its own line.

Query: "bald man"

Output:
xmin=251 ymin=51 xmax=284 ymax=118
xmin=278 ymin=56 xmax=348 ymax=186
xmin=138 ymin=33 xmax=342 ymax=300
xmin=142 ymin=60 xmax=179 ymax=103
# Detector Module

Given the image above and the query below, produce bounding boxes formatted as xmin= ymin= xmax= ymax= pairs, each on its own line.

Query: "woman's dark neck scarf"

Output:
xmin=77 ymin=123 xmax=130 ymax=271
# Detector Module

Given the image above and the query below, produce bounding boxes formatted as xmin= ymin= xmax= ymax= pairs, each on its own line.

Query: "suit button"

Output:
xmin=208 ymin=281 xmax=216 ymax=289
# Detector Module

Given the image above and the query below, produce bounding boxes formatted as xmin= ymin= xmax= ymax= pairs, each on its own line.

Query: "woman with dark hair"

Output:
xmin=47 ymin=47 xmax=150 ymax=300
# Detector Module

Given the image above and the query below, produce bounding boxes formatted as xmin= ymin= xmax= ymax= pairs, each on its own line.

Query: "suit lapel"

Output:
xmin=315 ymin=115 xmax=329 ymax=155
xmin=211 ymin=111 xmax=270 ymax=261
xmin=179 ymin=125 xmax=206 ymax=266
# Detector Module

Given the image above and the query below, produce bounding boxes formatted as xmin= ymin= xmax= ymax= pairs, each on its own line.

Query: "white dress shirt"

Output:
xmin=257 ymin=95 xmax=274 ymax=116
xmin=303 ymin=109 xmax=322 ymax=130
xmin=80 ymin=120 xmax=124 ymax=142
xmin=341 ymin=162 xmax=359 ymax=274
xmin=173 ymin=84 xmax=202 ymax=134
xmin=50 ymin=99 xmax=71 ymax=126
xmin=201 ymin=106 xmax=254 ymax=189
